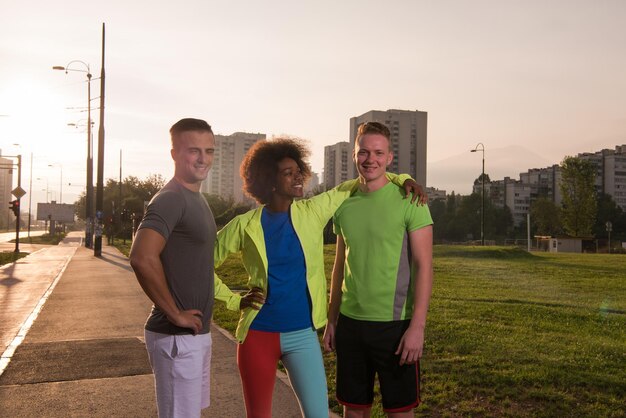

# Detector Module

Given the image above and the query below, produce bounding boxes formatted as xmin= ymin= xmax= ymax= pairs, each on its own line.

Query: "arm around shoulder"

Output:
xmin=387 ymin=172 xmax=428 ymax=204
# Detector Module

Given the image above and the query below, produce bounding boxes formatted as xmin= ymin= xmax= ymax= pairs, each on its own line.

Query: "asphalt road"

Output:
xmin=0 ymin=230 xmax=46 ymax=243
xmin=0 ymin=232 xmax=309 ymax=417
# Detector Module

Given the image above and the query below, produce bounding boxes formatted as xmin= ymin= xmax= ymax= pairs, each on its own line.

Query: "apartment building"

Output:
xmin=505 ymin=180 xmax=533 ymax=226
xmin=578 ymin=151 xmax=606 ymax=194
xmin=425 ymin=186 xmax=447 ymax=202
xmin=603 ymin=146 xmax=626 ymax=210
xmin=484 ymin=145 xmax=626 ymax=226
xmin=201 ymin=132 xmax=266 ymax=203
xmin=348 ymin=109 xmax=428 ymax=187
xmin=304 ymin=172 xmax=320 ymax=195
xmin=484 ymin=178 xmax=506 ymax=208
xmin=323 ymin=141 xmax=350 ymax=189
xmin=519 ymin=165 xmax=562 ymax=204
xmin=577 ymin=146 xmax=626 ymax=210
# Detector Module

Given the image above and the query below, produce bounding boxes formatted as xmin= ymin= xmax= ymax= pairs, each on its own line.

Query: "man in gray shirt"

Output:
xmin=130 ymin=118 xmax=217 ymax=418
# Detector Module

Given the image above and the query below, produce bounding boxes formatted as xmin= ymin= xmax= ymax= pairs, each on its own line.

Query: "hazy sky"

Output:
xmin=1 ymin=0 xmax=625 ymax=209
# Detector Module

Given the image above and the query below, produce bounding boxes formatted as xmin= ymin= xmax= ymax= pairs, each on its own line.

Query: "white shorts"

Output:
xmin=145 ymin=330 xmax=213 ymax=418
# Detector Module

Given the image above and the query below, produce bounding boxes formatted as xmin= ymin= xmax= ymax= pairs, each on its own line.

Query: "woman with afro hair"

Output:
xmin=214 ymin=138 xmax=424 ymax=418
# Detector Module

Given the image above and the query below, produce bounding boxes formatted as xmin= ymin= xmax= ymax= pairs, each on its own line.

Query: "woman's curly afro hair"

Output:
xmin=240 ymin=138 xmax=312 ymax=205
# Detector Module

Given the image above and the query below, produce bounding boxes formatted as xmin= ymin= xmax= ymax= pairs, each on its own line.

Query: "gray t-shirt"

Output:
xmin=138 ymin=178 xmax=216 ymax=335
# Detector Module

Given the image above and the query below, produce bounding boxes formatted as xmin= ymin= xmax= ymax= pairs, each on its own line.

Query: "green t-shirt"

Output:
xmin=333 ymin=181 xmax=433 ymax=321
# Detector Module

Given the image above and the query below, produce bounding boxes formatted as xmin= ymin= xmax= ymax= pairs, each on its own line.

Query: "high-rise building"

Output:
xmin=578 ymin=151 xmax=606 ymax=195
xmin=504 ymin=179 xmax=532 ymax=226
xmin=201 ymin=132 xmax=266 ymax=203
xmin=519 ymin=165 xmax=562 ymax=204
xmin=323 ymin=141 xmax=350 ymax=189
xmin=305 ymin=172 xmax=320 ymax=195
xmin=348 ymin=109 xmax=427 ymax=186
xmin=485 ymin=176 xmax=534 ymax=226
xmin=603 ymin=146 xmax=626 ymax=210
xmin=579 ymin=146 xmax=626 ymax=210
xmin=0 ymin=153 xmax=14 ymax=229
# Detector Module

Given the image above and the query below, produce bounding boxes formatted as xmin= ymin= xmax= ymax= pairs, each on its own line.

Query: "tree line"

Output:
xmin=73 ymin=156 xmax=624 ymax=246
xmin=430 ymin=156 xmax=625 ymax=244
xmin=73 ymin=174 xmax=253 ymax=240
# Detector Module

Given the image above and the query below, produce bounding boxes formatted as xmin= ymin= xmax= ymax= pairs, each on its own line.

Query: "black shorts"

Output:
xmin=335 ymin=313 xmax=420 ymax=412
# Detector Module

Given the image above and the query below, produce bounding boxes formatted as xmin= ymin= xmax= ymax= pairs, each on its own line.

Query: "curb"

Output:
xmin=0 ymin=245 xmax=79 ymax=376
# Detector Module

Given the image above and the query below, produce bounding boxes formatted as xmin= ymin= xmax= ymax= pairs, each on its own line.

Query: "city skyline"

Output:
xmin=1 ymin=1 xmax=625 ymax=209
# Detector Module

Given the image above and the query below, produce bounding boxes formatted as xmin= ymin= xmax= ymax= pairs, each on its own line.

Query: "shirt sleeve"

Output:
xmin=405 ymin=201 xmax=434 ymax=232
xmin=138 ymin=190 xmax=184 ymax=240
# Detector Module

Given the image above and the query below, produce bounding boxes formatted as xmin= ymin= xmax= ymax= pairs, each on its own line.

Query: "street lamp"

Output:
xmin=471 ymin=143 xmax=485 ymax=246
xmin=48 ymin=164 xmax=63 ymax=204
xmin=37 ymin=178 xmax=50 ymax=203
xmin=28 ymin=152 xmax=33 ymax=237
xmin=53 ymin=60 xmax=93 ymax=248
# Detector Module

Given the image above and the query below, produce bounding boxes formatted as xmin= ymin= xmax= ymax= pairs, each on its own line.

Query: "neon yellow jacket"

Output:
xmin=214 ymin=174 xmax=410 ymax=343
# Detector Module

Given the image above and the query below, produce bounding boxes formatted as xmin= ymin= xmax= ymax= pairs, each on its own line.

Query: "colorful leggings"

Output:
xmin=237 ymin=328 xmax=328 ymax=418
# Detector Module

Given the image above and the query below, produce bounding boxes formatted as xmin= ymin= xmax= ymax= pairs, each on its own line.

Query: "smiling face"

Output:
xmin=273 ymin=157 xmax=304 ymax=202
xmin=171 ymin=130 xmax=215 ymax=191
xmin=354 ymin=133 xmax=393 ymax=190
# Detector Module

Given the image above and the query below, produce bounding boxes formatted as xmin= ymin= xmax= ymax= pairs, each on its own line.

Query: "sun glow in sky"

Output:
xmin=1 ymin=0 xmax=625 ymax=209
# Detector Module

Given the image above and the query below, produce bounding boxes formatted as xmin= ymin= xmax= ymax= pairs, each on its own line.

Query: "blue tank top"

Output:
xmin=250 ymin=208 xmax=313 ymax=332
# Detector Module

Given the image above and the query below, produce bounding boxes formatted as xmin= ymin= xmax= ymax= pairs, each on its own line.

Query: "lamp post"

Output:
xmin=37 ymin=178 xmax=50 ymax=202
xmin=28 ymin=152 xmax=33 ymax=237
xmin=14 ymin=154 xmax=22 ymax=253
xmin=48 ymin=164 xmax=63 ymax=203
xmin=53 ymin=60 xmax=93 ymax=248
xmin=471 ymin=143 xmax=485 ymax=246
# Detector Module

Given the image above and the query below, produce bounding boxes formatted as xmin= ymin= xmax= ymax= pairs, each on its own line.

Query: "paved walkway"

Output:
xmin=0 ymin=232 xmax=322 ymax=417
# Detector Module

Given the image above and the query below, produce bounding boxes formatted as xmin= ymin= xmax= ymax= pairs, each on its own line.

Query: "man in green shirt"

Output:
xmin=323 ymin=122 xmax=434 ymax=418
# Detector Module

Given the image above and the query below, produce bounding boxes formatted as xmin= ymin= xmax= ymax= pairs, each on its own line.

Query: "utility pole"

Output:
xmin=471 ymin=143 xmax=486 ymax=245
xmin=86 ymin=73 xmax=94 ymax=248
xmin=94 ymin=22 xmax=106 ymax=256
xmin=15 ymin=155 xmax=21 ymax=253
xmin=118 ymin=149 xmax=122 ymax=242
xmin=28 ymin=153 xmax=32 ymax=238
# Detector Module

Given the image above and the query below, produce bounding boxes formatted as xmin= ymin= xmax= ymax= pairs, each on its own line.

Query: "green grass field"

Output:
xmin=11 ymin=233 xmax=67 ymax=245
xmin=214 ymin=245 xmax=626 ymax=417
xmin=1 ymin=233 xmax=68 ymax=266
xmin=0 ymin=251 xmax=28 ymax=266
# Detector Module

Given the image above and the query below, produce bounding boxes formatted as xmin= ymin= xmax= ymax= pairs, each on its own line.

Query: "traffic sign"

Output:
xmin=11 ymin=186 xmax=26 ymax=199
